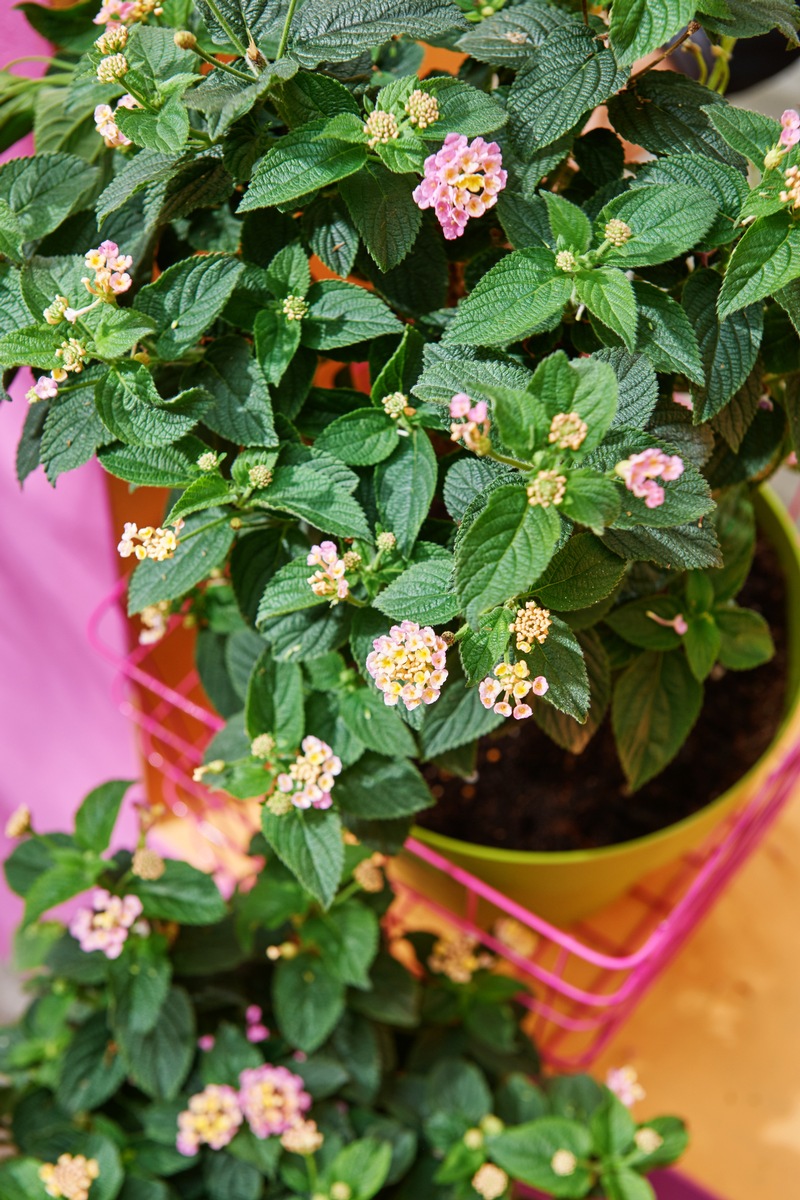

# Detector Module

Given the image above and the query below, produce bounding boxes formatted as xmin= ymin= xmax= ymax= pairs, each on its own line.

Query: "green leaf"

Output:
xmin=610 ymin=0 xmax=696 ymax=63
xmin=117 ymin=986 xmax=195 ymax=1100
xmin=41 ymin=380 xmax=112 ymax=485
xmin=635 ymin=152 xmax=748 ymax=248
xmin=702 ymin=103 xmax=780 ymax=164
xmin=445 ymin=248 xmax=571 ymax=347
xmin=459 ymin=607 xmax=512 ymax=684
xmin=0 ymin=324 xmax=66 ymax=370
xmin=543 ymin=191 xmax=592 ymax=252
xmin=417 ymin=664 xmax=504 ymax=759
xmin=24 ymin=856 xmax=104 ymax=926
xmin=336 ymin=752 xmax=434 ymax=818
xmin=273 ymin=952 xmax=345 ymax=1052
xmin=257 ymin=557 xmax=324 ymax=624
xmin=316 ymin=407 xmax=398 ymax=465
xmin=289 ymin=0 xmax=466 ymax=67
xmin=456 ymin=4 xmax=570 ymax=63
xmin=327 ymin=1138 xmax=393 ymax=1200
xmin=605 ymin=595 xmax=688 ymax=650
xmin=136 ymin=255 xmax=244 ymax=359
xmin=375 ymin=429 xmax=438 ymax=556
xmin=96 ymin=362 xmax=210 ymax=448
xmin=253 ymin=306 xmax=302 ymax=388
xmin=489 ymin=1117 xmax=594 ymax=1196
xmin=455 ymin=484 xmax=561 ymax=626
xmin=508 ymin=24 xmax=628 ymax=150
xmin=373 ymin=558 xmax=459 ymax=625
xmin=92 ymin=308 xmax=156 ymax=359
xmin=127 ymin=509 xmax=235 ymax=613
xmin=186 ymin=336 xmax=277 ymax=447
xmin=561 ymin=469 xmax=622 ymax=533
xmin=716 ymin=606 xmax=775 ymax=669
xmin=414 ymin=341 xmax=533 ymax=406
xmin=204 ymin=1153 xmax=262 ymax=1200
xmin=596 ymin=185 xmax=718 ymax=267
xmin=0 ymin=152 xmax=99 ymax=240
xmin=339 ymin=689 xmax=418 ymax=758
xmin=608 ymin=74 xmax=742 ymax=166
xmin=0 ymin=1159 xmax=49 ymax=1200
xmin=612 ymin=650 xmax=703 ymax=789
xmin=262 ymin=807 xmax=344 ymax=908
xmin=684 ymin=612 xmax=721 ymax=682
xmin=256 ymin=462 xmax=371 ymax=540
xmin=303 ymin=279 xmax=403 ymax=349
xmin=534 ymin=628 xmax=610 ymax=753
xmin=718 ymin=211 xmax=800 ymax=318
xmin=74 ymin=780 xmax=132 ymax=854
xmin=340 ymin=163 xmax=422 ymax=271
xmin=165 ymin=474 xmax=237 ymax=524
xmin=601 ymin=519 xmax=722 ymax=570
xmin=630 ymin=281 xmax=705 ymax=383
xmin=524 ymin=614 xmax=589 ymax=722
xmin=595 ymin=347 xmax=659 ymax=428
xmin=245 ymin=649 xmax=305 ymax=749
xmin=98 ymin=437 xmax=207 ymax=488
xmin=531 ymin=533 xmax=625 ymax=610
xmin=600 ymin=1168 xmax=655 ymax=1200
xmin=127 ymin=859 xmax=227 ymax=924
xmin=588 ymin=429 xmax=714 ymax=529
xmin=305 ymin=899 xmax=380 ymax=989
xmin=56 ymin=1013 xmax=127 ymax=1114
xmin=683 ymin=267 xmax=763 ymax=421
xmin=109 ymin=936 xmax=172 ymax=1038
xmin=116 ymin=96 xmax=189 ymax=154
xmin=416 ymin=75 xmax=506 ymax=139
xmin=240 ymin=120 xmax=367 ymax=211
xmin=576 ymin=266 xmax=638 ymax=350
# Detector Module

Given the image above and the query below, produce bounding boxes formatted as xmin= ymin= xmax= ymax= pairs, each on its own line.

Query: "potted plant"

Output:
xmin=3 ymin=0 xmax=800 ymax=921
xmin=0 ymin=786 xmax=688 ymax=1200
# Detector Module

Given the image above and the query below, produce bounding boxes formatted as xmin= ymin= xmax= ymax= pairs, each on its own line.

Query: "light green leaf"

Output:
xmin=256 ymin=462 xmax=371 ymax=540
xmin=716 ymin=606 xmax=774 ymax=669
xmin=254 ymin=306 xmax=302 ymax=388
xmin=96 ymin=362 xmax=209 ymax=447
xmin=684 ymin=612 xmax=721 ymax=681
xmin=240 ymin=120 xmax=367 ymax=211
xmin=0 ymin=152 xmax=99 ymax=239
xmin=116 ymin=96 xmax=189 ymax=154
xmin=561 ymin=469 xmax=622 ymax=533
xmin=489 ymin=1117 xmax=594 ymax=1196
xmin=635 ymin=152 xmax=748 ymax=248
xmin=339 ymin=689 xmax=418 ymax=758
xmin=74 ymin=780 xmax=132 ymax=854
xmin=98 ymin=436 xmax=208 ymax=487
xmin=542 ymin=191 xmax=592 ymax=252
xmin=336 ymin=752 xmax=434 ymax=818
xmin=702 ymin=103 xmax=780 ymax=164
xmin=127 ymin=859 xmax=227 ymax=924
xmin=136 ymin=254 xmax=244 ymax=359
xmin=418 ymin=75 xmax=507 ymax=138
xmin=445 ymin=248 xmax=571 ymax=347
xmin=454 ymin=484 xmax=561 ymax=626
xmin=92 ymin=308 xmax=156 ymax=359
xmin=262 ymin=807 xmax=344 ymax=909
xmin=718 ymin=210 xmax=800 ymax=318
xmin=316 ymin=407 xmax=398 ymax=465
xmin=596 ymin=184 xmax=718 ymax=267
xmin=612 ymin=650 xmax=703 ymax=789
xmin=525 ymin=614 xmax=589 ymax=722
xmin=456 ymin=5 xmax=570 ymax=65
xmin=166 ymin=474 xmax=237 ymax=524
xmin=127 ymin=508 xmax=235 ymax=613
xmin=576 ymin=266 xmax=638 ymax=350
xmin=375 ymin=430 xmax=438 ymax=556
xmin=610 ymin=0 xmax=696 ymax=64
xmin=245 ymin=648 xmax=305 ymax=749
xmin=373 ymin=558 xmax=459 ymax=625
xmin=304 ymin=900 xmax=380 ymax=989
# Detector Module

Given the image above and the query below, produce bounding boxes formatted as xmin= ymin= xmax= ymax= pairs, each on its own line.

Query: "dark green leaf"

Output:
xmin=612 ymin=650 xmax=703 ymax=789
xmin=273 ymin=952 xmax=345 ymax=1052
xmin=262 ymin=807 xmax=344 ymax=908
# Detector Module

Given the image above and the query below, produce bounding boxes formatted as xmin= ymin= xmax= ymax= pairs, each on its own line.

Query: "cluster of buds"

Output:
xmin=604 ymin=218 xmax=633 ymax=248
xmin=550 ymin=1149 xmax=577 ymax=1177
xmin=527 ymin=469 xmax=567 ymax=508
xmin=404 ymin=88 xmax=439 ymax=129
xmin=94 ymin=95 xmax=137 ymax=148
xmin=549 ymin=411 xmax=588 ymax=451
xmin=471 ymin=1163 xmax=509 ymax=1200
xmin=509 ymin=601 xmax=551 ymax=652
xmin=635 ymin=1127 xmax=664 ymax=1155
xmin=196 ymin=451 xmax=219 ymax=471
xmin=117 ymin=519 xmax=184 ymax=562
xmin=479 ymin=660 xmax=548 ymax=720
xmin=428 ymin=931 xmax=493 ymax=984
xmin=96 ymin=52 xmax=128 ymax=83
xmin=55 ymin=338 xmax=89 ymax=372
xmin=245 ymin=1004 xmax=270 ymax=1043
xmin=239 ymin=1064 xmax=312 ymax=1138
xmin=251 ymin=732 xmax=276 ymax=760
xmin=555 ymin=249 xmax=577 ymax=272
xmin=493 ymin=915 xmax=537 ymax=958
xmin=94 ymin=0 xmax=162 ymax=24
xmin=39 ymin=1154 xmax=100 ymax=1200
xmin=282 ymin=294 xmax=308 ymax=321
xmin=131 ymin=846 xmax=165 ymax=880
xmin=606 ymin=1064 xmax=646 ymax=1106
xmin=615 ymin=448 xmax=684 ymax=509
xmin=69 ymin=888 xmax=147 ymax=960
xmin=274 ymin=735 xmax=342 ymax=811
xmin=780 ymin=163 xmax=800 ymax=210
xmin=280 ymin=1118 xmax=324 ymax=1155
xmin=248 ymin=463 xmax=274 ymax=488
xmin=449 ymin=392 xmax=491 ymax=454
xmin=364 ymin=109 xmax=399 ymax=148
xmin=138 ymin=600 xmax=170 ymax=645
xmin=43 ymin=295 xmax=70 ymax=325
xmin=4 ymin=804 xmax=31 ymax=839
xmin=307 ymin=541 xmax=350 ymax=602
xmin=376 ymin=530 xmax=396 ymax=553
xmin=176 ymin=1084 xmax=244 ymax=1155
xmin=382 ymin=390 xmax=413 ymax=420
xmin=366 ymin=620 xmax=449 ymax=711
xmin=94 ymin=22 xmax=127 ymax=52
xmin=353 ymin=852 xmax=387 ymax=893
xmin=413 ymin=133 xmax=507 ymax=240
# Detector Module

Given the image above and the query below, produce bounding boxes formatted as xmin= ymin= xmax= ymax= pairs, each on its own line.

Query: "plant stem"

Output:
xmin=202 ymin=0 xmax=247 ymax=55
xmin=1 ymin=55 xmax=76 ymax=71
xmin=629 ymin=20 xmax=700 ymax=83
xmin=707 ymin=35 xmax=737 ymax=95
xmin=188 ymin=45 xmax=253 ymax=81
xmin=581 ymin=0 xmax=588 ymax=24
xmin=276 ymin=0 xmax=300 ymax=59
xmin=485 ymin=449 xmax=531 ymax=472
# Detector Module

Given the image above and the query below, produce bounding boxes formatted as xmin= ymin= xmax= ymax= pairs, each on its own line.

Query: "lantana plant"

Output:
xmin=1 ymin=0 xmax=799 ymax=904
xmin=0 ymin=788 xmax=687 ymax=1200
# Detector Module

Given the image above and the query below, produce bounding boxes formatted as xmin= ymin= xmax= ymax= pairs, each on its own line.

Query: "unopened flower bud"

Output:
xmin=197 ymin=451 xmax=219 ymax=471
xmin=132 ymin=847 xmax=166 ymax=880
xmin=331 ymin=1185 xmax=352 ymax=1200
xmin=480 ymin=1114 xmax=505 ymax=1137
xmin=471 ymin=1163 xmax=509 ymax=1199
xmin=342 ymin=550 xmax=362 ymax=571
xmin=251 ymin=733 xmax=276 ymax=759
xmin=173 ymin=30 xmax=197 ymax=49
xmin=555 ymin=249 xmax=577 ymax=272
xmin=97 ymin=53 xmax=128 ymax=82
xmin=282 ymin=295 xmax=308 ymax=321
xmin=464 ymin=1128 xmax=484 ymax=1150
xmin=634 ymin=1127 xmax=664 ymax=1155
xmin=248 ymin=464 xmax=273 ymax=488
xmin=266 ymin=792 xmax=294 ymax=815
xmin=604 ymin=218 xmax=632 ymax=248
xmin=376 ymin=531 xmax=396 ymax=552
xmin=550 ymin=1149 xmax=577 ymax=1177
xmin=405 ymin=88 xmax=439 ymax=129
xmin=364 ymin=109 xmax=399 ymax=148
xmin=5 ymin=804 xmax=31 ymax=839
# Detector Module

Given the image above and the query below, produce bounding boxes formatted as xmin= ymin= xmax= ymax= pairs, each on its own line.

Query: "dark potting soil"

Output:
xmin=419 ymin=534 xmax=790 ymax=852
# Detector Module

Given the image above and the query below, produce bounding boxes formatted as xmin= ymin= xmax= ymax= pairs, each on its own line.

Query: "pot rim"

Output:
xmin=412 ymin=483 xmax=800 ymax=867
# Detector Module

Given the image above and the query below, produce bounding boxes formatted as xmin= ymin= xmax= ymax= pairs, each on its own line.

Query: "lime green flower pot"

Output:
xmin=400 ymin=486 xmax=800 ymax=927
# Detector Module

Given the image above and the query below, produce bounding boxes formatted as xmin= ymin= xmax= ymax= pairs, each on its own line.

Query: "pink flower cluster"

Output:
xmin=606 ymin=1065 xmax=646 ymax=1107
xmin=26 ymin=375 xmax=60 ymax=403
xmin=245 ymin=1004 xmax=270 ymax=1043
xmin=239 ymin=1064 xmax=312 ymax=1138
xmin=479 ymin=661 xmax=548 ymax=721
xmin=69 ymin=889 xmax=146 ymax=959
xmin=449 ymin=392 xmax=491 ymax=454
xmin=307 ymin=541 xmax=348 ymax=601
xmin=177 ymin=1065 xmax=312 ymax=1156
xmin=614 ymin=448 xmax=684 ymax=509
xmin=276 ymin=735 xmax=342 ymax=810
xmin=94 ymin=95 xmax=137 ymax=149
xmin=412 ymin=134 xmax=507 ymax=240
xmin=94 ymin=0 xmax=161 ymax=23
xmin=83 ymin=241 xmax=133 ymax=300
xmin=366 ymin=621 xmax=449 ymax=711
xmin=781 ymin=109 xmax=800 ymax=148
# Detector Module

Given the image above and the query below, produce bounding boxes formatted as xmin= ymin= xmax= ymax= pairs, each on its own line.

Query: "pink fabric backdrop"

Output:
xmin=0 ymin=0 xmax=138 ymax=951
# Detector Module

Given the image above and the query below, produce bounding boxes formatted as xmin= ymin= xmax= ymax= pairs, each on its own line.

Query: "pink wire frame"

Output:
xmin=88 ymin=575 xmax=800 ymax=1071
